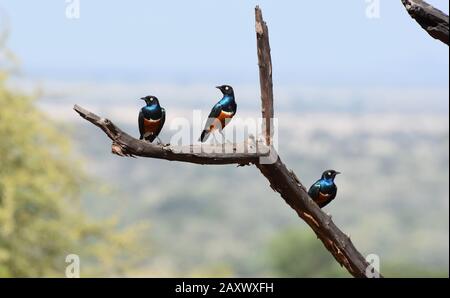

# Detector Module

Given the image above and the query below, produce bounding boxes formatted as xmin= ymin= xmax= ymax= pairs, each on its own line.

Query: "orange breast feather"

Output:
xmin=316 ymin=192 xmax=331 ymax=205
xmin=209 ymin=110 xmax=234 ymax=131
xmin=143 ymin=118 xmax=161 ymax=136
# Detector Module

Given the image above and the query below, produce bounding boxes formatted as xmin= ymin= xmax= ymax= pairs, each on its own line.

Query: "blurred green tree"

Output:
xmin=266 ymin=227 xmax=349 ymax=277
xmin=266 ymin=227 xmax=448 ymax=277
xmin=0 ymin=43 xmax=144 ymax=277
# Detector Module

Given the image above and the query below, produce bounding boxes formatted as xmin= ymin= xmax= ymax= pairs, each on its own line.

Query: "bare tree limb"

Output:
xmin=401 ymin=0 xmax=449 ymax=45
xmin=255 ymin=8 xmax=275 ymax=146
xmin=256 ymin=159 xmax=373 ymax=277
xmin=74 ymin=6 xmax=383 ymax=278
xmin=73 ymin=105 xmax=269 ymax=165
xmin=253 ymin=6 xmax=379 ymax=278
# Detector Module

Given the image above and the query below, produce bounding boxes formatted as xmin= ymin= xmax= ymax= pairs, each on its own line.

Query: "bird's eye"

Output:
xmin=225 ymin=86 xmax=229 ymax=90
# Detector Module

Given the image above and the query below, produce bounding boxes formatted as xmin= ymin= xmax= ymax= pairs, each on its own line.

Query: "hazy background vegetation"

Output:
xmin=0 ymin=1 xmax=448 ymax=277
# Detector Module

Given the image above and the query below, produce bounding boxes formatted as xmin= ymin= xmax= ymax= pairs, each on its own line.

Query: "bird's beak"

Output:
xmin=215 ymin=86 xmax=221 ymax=89
xmin=140 ymin=97 xmax=145 ymax=100
xmin=336 ymin=171 xmax=341 ymax=175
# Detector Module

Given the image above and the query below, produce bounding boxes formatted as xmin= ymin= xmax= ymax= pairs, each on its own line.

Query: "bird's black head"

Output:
xmin=216 ymin=85 xmax=234 ymax=96
xmin=321 ymin=170 xmax=341 ymax=180
xmin=140 ymin=95 xmax=159 ymax=105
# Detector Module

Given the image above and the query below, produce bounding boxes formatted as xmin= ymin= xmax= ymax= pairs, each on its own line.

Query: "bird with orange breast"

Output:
xmin=308 ymin=170 xmax=341 ymax=208
xmin=138 ymin=95 xmax=166 ymax=144
xmin=199 ymin=85 xmax=237 ymax=142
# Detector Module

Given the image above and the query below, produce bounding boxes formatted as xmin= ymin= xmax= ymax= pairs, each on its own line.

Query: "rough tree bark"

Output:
xmin=74 ymin=6 xmax=381 ymax=278
xmin=401 ymin=0 xmax=449 ymax=45
xmin=73 ymin=104 xmax=268 ymax=165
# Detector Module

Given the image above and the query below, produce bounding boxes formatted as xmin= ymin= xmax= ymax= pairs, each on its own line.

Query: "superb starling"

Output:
xmin=308 ymin=170 xmax=341 ymax=208
xmin=199 ymin=85 xmax=237 ymax=142
xmin=138 ymin=95 xmax=166 ymax=143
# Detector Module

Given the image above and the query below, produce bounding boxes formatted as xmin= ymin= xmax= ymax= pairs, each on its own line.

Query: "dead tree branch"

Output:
xmin=253 ymin=6 xmax=378 ymax=278
xmin=74 ymin=6 xmax=382 ymax=278
xmin=401 ymin=0 xmax=449 ymax=45
xmin=73 ymin=104 xmax=268 ymax=165
xmin=256 ymin=7 xmax=275 ymax=146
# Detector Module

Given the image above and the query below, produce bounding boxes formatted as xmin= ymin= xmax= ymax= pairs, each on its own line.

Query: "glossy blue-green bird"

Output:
xmin=138 ymin=95 xmax=166 ymax=143
xmin=199 ymin=85 xmax=237 ymax=142
xmin=308 ymin=170 xmax=341 ymax=208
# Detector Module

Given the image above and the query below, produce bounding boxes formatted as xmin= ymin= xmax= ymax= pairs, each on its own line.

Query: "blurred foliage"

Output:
xmin=266 ymin=227 xmax=349 ymax=277
xmin=0 ymin=16 xmax=447 ymax=277
xmin=76 ymin=116 xmax=448 ymax=277
xmin=0 ymin=59 xmax=145 ymax=276
xmin=381 ymin=263 xmax=448 ymax=278
xmin=266 ymin=227 xmax=449 ymax=278
xmin=188 ymin=263 xmax=235 ymax=278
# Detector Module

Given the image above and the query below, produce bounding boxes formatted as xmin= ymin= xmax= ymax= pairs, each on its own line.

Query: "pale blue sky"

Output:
xmin=1 ymin=0 xmax=449 ymax=87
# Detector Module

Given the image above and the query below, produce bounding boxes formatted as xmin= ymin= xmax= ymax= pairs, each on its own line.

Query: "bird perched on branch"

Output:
xmin=308 ymin=170 xmax=340 ymax=208
xmin=199 ymin=85 xmax=237 ymax=142
xmin=138 ymin=95 xmax=166 ymax=143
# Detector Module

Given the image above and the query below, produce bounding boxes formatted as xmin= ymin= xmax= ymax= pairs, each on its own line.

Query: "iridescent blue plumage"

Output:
xmin=217 ymin=94 xmax=235 ymax=111
xmin=138 ymin=95 xmax=166 ymax=143
xmin=141 ymin=104 xmax=163 ymax=119
xmin=308 ymin=170 xmax=340 ymax=208
xmin=200 ymin=85 xmax=237 ymax=142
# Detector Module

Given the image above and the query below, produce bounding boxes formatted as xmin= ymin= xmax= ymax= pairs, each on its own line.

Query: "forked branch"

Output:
xmin=253 ymin=6 xmax=379 ymax=278
xmin=74 ymin=6 xmax=382 ymax=278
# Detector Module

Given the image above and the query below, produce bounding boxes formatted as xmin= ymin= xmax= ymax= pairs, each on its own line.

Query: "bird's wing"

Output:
xmin=153 ymin=108 xmax=166 ymax=139
xmin=328 ymin=184 xmax=337 ymax=198
xmin=138 ymin=110 xmax=145 ymax=139
xmin=202 ymin=103 xmax=222 ymax=131
xmin=208 ymin=102 xmax=222 ymax=119
xmin=308 ymin=180 xmax=322 ymax=199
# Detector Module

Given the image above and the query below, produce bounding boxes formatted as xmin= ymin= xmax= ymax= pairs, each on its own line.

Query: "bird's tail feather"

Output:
xmin=199 ymin=130 xmax=210 ymax=142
